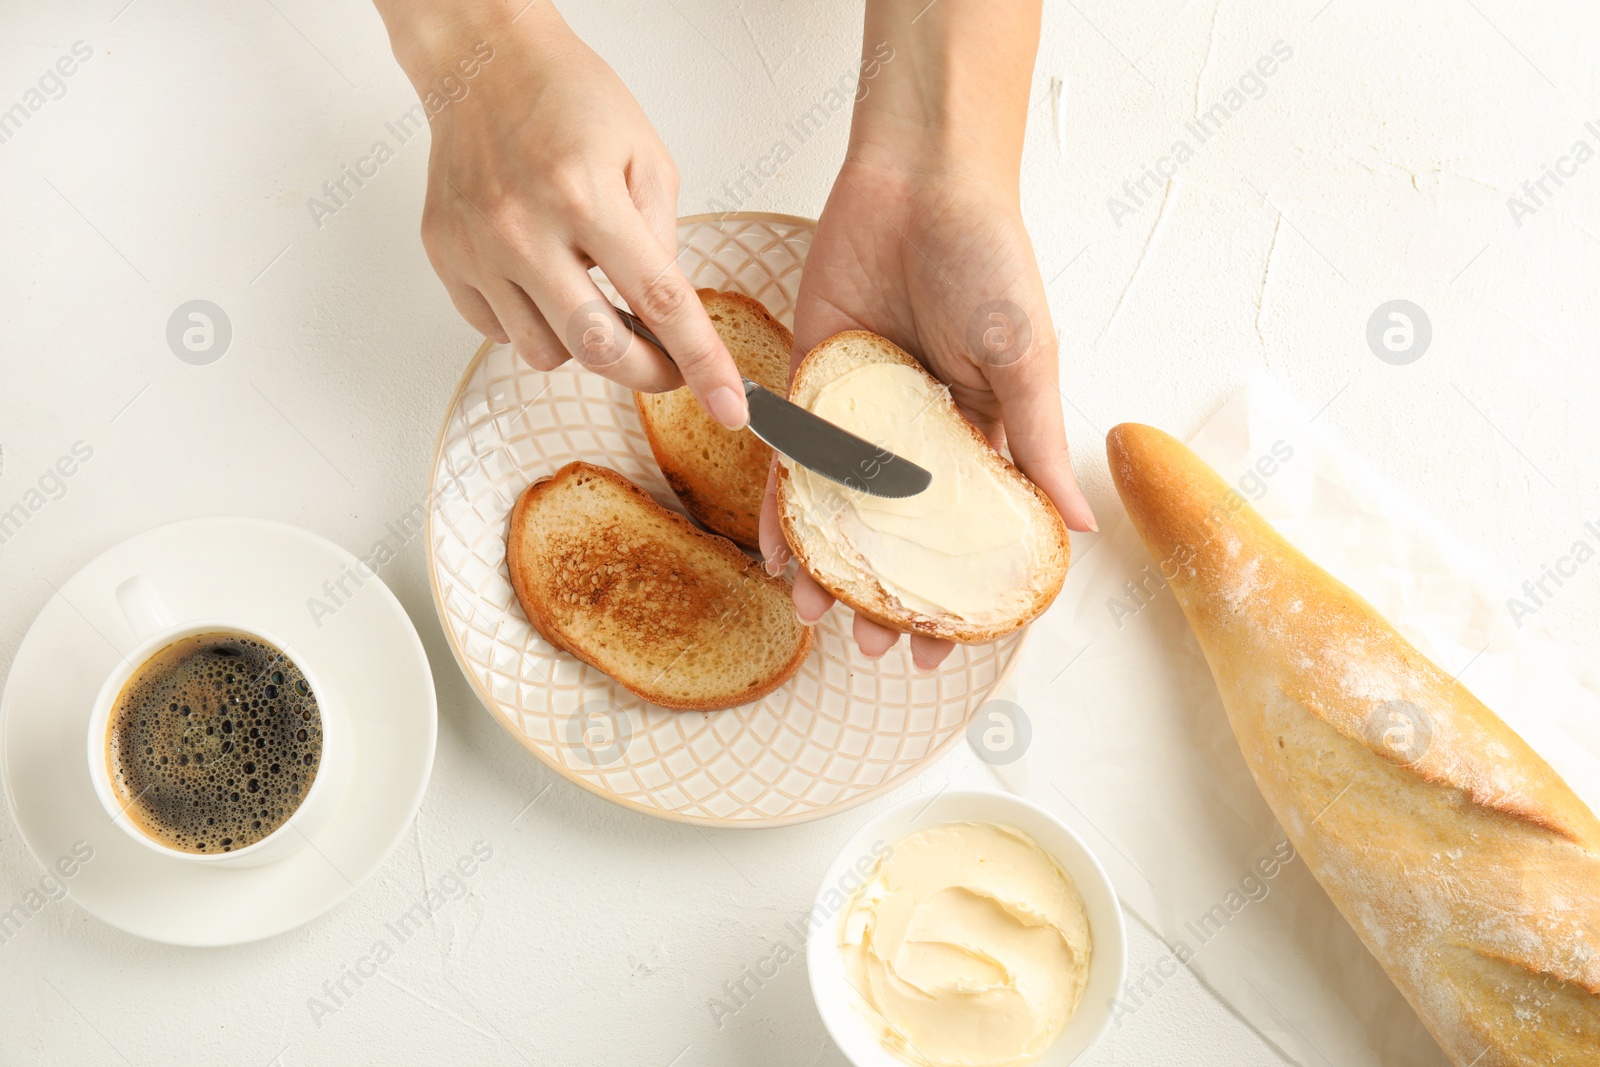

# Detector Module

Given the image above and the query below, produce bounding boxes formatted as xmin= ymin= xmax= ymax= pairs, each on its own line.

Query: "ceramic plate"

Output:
xmin=425 ymin=212 xmax=1025 ymax=827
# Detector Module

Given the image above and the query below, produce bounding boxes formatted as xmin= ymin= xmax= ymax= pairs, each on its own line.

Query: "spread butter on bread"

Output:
xmin=506 ymin=462 xmax=812 ymax=711
xmin=776 ymin=331 xmax=1070 ymax=643
xmin=1107 ymin=422 xmax=1600 ymax=1067
xmin=634 ymin=290 xmax=791 ymax=549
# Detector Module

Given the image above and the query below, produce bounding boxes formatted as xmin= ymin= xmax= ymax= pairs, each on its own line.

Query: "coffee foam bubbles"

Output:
xmin=106 ymin=632 xmax=322 ymax=853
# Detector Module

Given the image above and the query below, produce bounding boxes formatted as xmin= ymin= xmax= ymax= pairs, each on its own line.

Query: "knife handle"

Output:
xmin=611 ymin=305 xmax=661 ymax=353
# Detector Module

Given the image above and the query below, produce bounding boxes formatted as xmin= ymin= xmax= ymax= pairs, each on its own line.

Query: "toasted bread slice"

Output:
xmin=634 ymin=290 xmax=791 ymax=549
xmin=775 ymin=332 xmax=1070 ymax=643
xmin=506 ymin=462 xmax=812 ymax=710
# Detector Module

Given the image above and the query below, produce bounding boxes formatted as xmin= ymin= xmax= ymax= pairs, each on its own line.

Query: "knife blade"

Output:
xmin=612 ymin=304 xmax=932 ymax=499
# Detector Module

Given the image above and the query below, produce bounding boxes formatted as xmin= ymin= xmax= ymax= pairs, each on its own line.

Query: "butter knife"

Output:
xmin=612 ymin=304 xmax=932 ymax=499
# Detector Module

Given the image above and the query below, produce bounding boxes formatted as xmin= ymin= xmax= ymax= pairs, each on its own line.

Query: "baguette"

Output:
xmin=506 ymin=462 xmax=812 ymax=711
xmin=1106 ymin=422 xmax=1600 ymax=1066
xmin=776 ymin=331 xmax=1070 ymax=643
xmin=634 ymin=290 xmax=791 ymax=549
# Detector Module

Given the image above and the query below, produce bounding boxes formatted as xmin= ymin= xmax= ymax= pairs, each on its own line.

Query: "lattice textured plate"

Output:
xmin=425 ymin=212 xmax=1026 ymax=826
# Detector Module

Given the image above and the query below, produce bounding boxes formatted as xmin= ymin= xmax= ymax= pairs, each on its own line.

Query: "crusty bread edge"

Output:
xmin=1105 ymin=421 xmax=1600 ymax=1061
xmin=507 ymin=461 xmax=813 ymax=711
xmin=1105 ymin=421 xmax=1600 ymax=848
xmin=632 ymin=290 xmax=791 ymax=550
xmin=775 ymin=331 xmax=1071 ymax=643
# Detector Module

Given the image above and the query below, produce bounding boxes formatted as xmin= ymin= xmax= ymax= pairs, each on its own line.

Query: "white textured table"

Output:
xmin=2 ymin=1 xmax=1595 ymax=1064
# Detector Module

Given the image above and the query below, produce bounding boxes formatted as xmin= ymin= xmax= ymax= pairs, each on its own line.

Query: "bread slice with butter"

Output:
xmin=507 ymin=462 xmax=812 ymax=710
xmin=634 ymin=290 xmax=791 ymax=549
xmin=776 ymin=331 xmax=1070 ymax=643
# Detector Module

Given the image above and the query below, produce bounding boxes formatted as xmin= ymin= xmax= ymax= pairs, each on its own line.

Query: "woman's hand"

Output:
xmin=758 ymin=161 xmax=1097 ymax=669
xmin=758 ymin=0 xmax=1095 ymax=671
xmin=374 ymin=0 xmax=749 ymax=429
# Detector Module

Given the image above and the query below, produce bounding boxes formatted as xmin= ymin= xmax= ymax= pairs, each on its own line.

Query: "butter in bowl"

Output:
xmin=808 ymin=791 xmax=1126 ymax=1067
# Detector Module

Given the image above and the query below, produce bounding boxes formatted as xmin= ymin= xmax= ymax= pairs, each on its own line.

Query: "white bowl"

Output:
xmin=807 ymin=789 xmax=1127 ymax=1067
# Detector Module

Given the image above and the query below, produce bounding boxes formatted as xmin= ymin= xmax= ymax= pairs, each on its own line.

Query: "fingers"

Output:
xmin=852 ymin=612 xmax=899 ymax=659
xmin=909 ymin=634 xmax=955 ymax=672
xmin=947 ymin=388 xmax=1006 ymax=452
xmin=441 ymin=171 xmax=693 ymax=394
xmin=759 ymin=461 xmax=791 ymax=576
xmin=585 ymin=204 xmax=749 ymax=429
xmin=987 ymin=337 xmax=1099 ymax=533
xmin=443 ymin=279 xmax=509 ymax=345
xmin=792 ymin=569 xmax=835 ymax=626
xmin=512 ymin=241 xmax=686 ymax=393
xmin=627 ymin=150 xmax=680 ymax=267
xmin=847 ymin=616 xmax=949 ymax=672
xmin=848 ymin=612 xmax=952 ymax=670
xmin=477 ymin=278 xmax=568 ymax=371
xmin=804 ymin=590 xmax=953 ymax=670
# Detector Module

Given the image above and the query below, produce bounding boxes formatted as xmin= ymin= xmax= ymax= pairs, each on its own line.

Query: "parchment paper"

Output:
xmin=990 ymin=376 xmax=1600 ymax=1067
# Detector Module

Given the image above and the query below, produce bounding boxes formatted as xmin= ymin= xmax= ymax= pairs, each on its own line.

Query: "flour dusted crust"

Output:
xmin=1107 ymin=422 xmax=1600 ymax=1067
xmin=775 ymin=331 xmax=1070 ymax=643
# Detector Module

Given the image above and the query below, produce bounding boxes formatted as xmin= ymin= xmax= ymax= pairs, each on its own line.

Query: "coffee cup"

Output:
xmin=85 ymin=576 xmax=352 ymax=868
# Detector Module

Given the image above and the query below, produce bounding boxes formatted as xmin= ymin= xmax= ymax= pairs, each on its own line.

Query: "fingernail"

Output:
xmin=1076 ymin=493 xmax=1099 ymax=533
xmin=706 ymin=386 xmax=748 ymax=431
xmin=796 ymin=604 xmax=826 ymax=626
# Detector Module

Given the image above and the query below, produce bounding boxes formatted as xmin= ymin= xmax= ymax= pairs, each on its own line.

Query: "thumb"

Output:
xmin=987 ymin=329 xmax=1098 ymax=533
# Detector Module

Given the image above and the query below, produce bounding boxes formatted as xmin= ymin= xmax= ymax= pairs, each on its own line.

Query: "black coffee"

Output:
xmin=106 ymin=631 xmax=322 ymax=853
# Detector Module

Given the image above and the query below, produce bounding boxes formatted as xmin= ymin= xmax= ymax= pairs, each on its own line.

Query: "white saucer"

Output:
xmin=0 ymin=518 xmax=437 ymax=946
